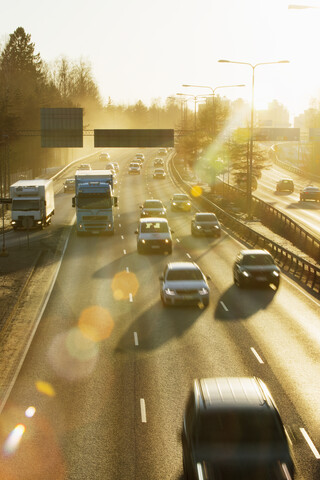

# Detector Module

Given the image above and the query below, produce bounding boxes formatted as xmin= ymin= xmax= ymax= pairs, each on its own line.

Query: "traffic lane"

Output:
xmin=0 ymin=226 xmax=141 ymax=480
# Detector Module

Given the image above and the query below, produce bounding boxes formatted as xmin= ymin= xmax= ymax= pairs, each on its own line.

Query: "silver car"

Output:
xmin=159 ymin=262 xmax=210 ymax=307
xmin=140 ymin=199 xmax=167 ymax=218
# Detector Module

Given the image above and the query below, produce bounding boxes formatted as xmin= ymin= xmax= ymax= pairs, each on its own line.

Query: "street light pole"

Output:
xmin=218 ymin=59 xmax=289 ymax=220
xmin=182 ymin=84 xmax=245 ymax=138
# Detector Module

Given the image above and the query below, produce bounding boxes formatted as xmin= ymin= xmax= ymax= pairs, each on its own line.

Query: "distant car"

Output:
xmin=159 ymin=261 xmax=210 ymax=307
xmin=276 ymin=178 xmax=294 ymax=193
xmin=154 ymin=158 xmax=164 ymax=167
xmin=140 ymin=199 xmax=166 ymax=218
xmin=153 ymin=168 xmax=166 ymax=179
xmin=158 ymin=148 xmax=167 ymax=156
xmin=78 ymin=163 xmax=91 ymax=171
xmin=128 ymin=162 xmax=141 ymax=175
xmin=135 ymin=153 xmax=145 ymax=162
xmin=135 ymin=217 xmax=172 ymax=254
xmin=233 ymin=249 xmax=280 ymax=289
xmin=191 ymin=212 xmax=221 ymax=237
xmin=182 ymin=377 xmax=295 ymax=480
xmin=300 ymin=185 xmax=320 ymax=202
xmin=105 ymin=162 xmax=115 ymax=171
xmin=99 ymin=153 xmax=110 ymax=161
xmin=63 ymin=178 xmax=75 ymax=193
xmin=170 ymin=193 xmax=191 ymax=212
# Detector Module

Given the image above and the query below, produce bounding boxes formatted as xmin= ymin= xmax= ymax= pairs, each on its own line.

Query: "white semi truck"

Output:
xmin=10 ymin=179 xmax=55 ymax=229
xmin=73 ymin=170 xmax=118 ymax=235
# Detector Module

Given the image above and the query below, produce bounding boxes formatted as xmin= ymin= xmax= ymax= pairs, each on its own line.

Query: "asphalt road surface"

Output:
xmin=0 ymin=149 xmax=319 ymax=480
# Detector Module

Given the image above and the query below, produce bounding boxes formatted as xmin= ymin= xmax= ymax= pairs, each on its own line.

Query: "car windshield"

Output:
xmin=144 ymin=201 xmax=163 ymax=208
xmin=242 ymin=254 xmax=274 ymax=266
xmin=197 ymin=410 xmax=285 ymax=445
xmin=141 ymin=222 xmax=169 ymax=233
xmin=166 ymin=268 xmax=203 ymax=281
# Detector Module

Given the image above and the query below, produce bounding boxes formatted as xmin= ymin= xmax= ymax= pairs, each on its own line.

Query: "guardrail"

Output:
xmin=169 ymin=157 xmax=320 ymax=295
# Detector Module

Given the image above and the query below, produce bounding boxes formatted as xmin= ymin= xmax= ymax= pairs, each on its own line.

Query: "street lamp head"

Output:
xmin=218 ymin=59 xmax=230 ymax=63
xmin=278 ymin=60 xmax=290 ymax=63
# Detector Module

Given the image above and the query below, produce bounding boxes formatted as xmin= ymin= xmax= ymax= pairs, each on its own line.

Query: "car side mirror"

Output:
xmin=72 ymin=197 xmax=75 ymax=208
xmin=159 ymin=275 xmax=164 ymax=281
xmin=171 ymin=230 xmax=174 ymax=234
xmin=134 ymin=229 xmax=138 ymax=234
xmin=206 ymin=275 xmax=211 ymax=281
xmin=114 ymin=197 xmax=118 ymax=207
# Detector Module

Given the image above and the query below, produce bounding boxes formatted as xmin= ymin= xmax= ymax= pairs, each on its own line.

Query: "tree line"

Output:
xmin=0 ymin=26 xmax=272 ymax=197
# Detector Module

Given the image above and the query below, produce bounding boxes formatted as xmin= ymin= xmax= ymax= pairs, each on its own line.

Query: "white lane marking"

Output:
xmin=126 ymin=267 xmax=129 ymax=272
xmin=129 ymin=293 xmax=133 ymax=302
xmin=176 ymin=238 xmax=180 ymax=243
xmin=140 ymin=399 xmax=147 ymax=423
xmin=220 ymin=301 xmax=229 ymax=312
xmin=123 ymin=249 xmax=127 ymax=255
xmin=118 ymin=214 xmax=120 ymax=217
xmin=121 ymin=235 xmax=124 ymax=240
xmin=186 ymin=253 xmax=191 ymax=259
xmin=119 ymin=223 xmax=121 ymax=227
xmin=300 ymin=428 xmax=320 ymax=459
xmin=250 ymin=347 xmax=264 ymax=364
xmin=134 ymin=332 xmax=139 ymax=346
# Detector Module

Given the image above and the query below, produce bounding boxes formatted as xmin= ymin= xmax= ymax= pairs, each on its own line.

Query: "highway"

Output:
xmin=0 ymin=150 xmax=319 ymax=479
xmin=255 ymin=163 xmax=320 ymax=238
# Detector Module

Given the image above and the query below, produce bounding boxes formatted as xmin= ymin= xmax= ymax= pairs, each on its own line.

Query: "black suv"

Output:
xmin=276 ymin=178 xmax=294 ymax=193
xmin=233 ymin=249 xmax=280 ymax=289
xmin=182 ymin=377 xmax=294 ymax=480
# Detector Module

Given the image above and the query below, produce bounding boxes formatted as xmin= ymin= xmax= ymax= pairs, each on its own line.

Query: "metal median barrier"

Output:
xmin=169 ymin=156 xmax=320 ymax=296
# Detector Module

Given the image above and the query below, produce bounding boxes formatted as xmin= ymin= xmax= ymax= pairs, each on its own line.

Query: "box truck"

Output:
xmin=10 ymin=179 xmax=55 ymax=229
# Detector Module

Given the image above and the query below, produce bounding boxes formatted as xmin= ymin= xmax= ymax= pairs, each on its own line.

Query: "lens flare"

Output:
xmin=112 ymin=271 xmax=139 ymax=300
xmin=36 ymin=381 xmax=56 ymax=397
xmin=191 ymin=185 xmax=203 ymax=197
xmin=3 ymin=424 xmax=25 ymax=456
xmin=25 ymin=406 xmax=36 ymax=418
xmin=78 ymin=306 xmax=114 ymax=342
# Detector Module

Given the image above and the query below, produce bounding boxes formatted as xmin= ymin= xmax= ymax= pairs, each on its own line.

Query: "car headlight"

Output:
xmin=186 ymin=202 xmax=191 ymax=206
xmin=214 ymin=225 xmax=220 ymax=229
xmin=272 ymin=270 xmax=279 ymax=277
xmin=172 ymin=202 xmax=176 ymax=206
xmin=141 ymin=239 xmax=146 ymax=244
xmin=165 ymin=239 xmax=170 ymax=244
xmin=198 ymin=288 xmax=209 ymax=295
xmin=241 ymin=270 xmax=250 ymax=277
xmin=164 ymin=288 xmax=175 ymax=296
xmin=196 ymin=225 xmax=201 ymax=229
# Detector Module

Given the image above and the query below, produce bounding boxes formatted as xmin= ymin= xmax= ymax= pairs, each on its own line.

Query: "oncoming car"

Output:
xmin=135 ymin=218 xmax=172 ymax=254
xmin=140 ymin=199 xmax=166 ymax=218
xmin=170 ymin=193 xmax=191 ymax=211
xmin=135 ymin=153 xmax=145 ymax=162
xmin=154 ymin=158 xmax=164 ymax=167
xmin=233 ymin=249 xmax=280 ymax=289
xmin=191 ymin=212 xmax=221 ymax=237
xmin=159 ymin=261 xmax=210 ymax=307
xmin=99 ymin=152 xmax=110 ymax=161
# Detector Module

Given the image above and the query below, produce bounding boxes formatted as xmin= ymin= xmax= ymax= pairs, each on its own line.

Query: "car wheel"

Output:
xmin=273 ymin=280 xmax=280 ymax=290
xmin=202 ymin=298 xmax=209 ymax=308
xmin=137 ymin=244 xmax=144 ymax=254
xmin=166 ymin=246 xmax=172 ymax=255
xmin=161 ymin=295 xmax=168 ymax=307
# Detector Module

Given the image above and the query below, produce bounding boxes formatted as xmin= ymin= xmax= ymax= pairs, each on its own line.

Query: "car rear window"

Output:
xmin=197 ymin=410 xmax=285 ymax=445
xmin=166 ymin=269 xmax=203 ymax=281
xmin=144 ymin=201 xmax=163 ymax=208
xmin=141 ymin=222 xmax=169 ymax=233
xmin=242 ymin=254 xmax=274 ymax=266
xmin=196 ymin=214 xmax=217 ymax=222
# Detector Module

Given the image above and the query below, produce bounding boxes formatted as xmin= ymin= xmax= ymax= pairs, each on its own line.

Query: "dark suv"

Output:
xmin=276 ymin=178 xmax=294 ymax=193
xmin=182 ymin=377 xmax=294 ymax=480
xmin=233 ymin=249 xmax=280 ymax=289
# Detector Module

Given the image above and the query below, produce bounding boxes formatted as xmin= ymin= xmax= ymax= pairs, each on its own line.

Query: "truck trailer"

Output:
xmin=73 ymin=170 xmax=118 ymax=235
xmin=10 ymin=179 xmax=55 ymax=229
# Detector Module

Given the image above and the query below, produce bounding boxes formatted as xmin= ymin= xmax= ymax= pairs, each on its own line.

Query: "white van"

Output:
xmin=135 ymin=217 xmax=173 ymax=254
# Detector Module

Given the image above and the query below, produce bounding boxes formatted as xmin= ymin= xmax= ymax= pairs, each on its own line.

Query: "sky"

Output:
xmin=1 ymin=0 xmax=320 ymax=122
